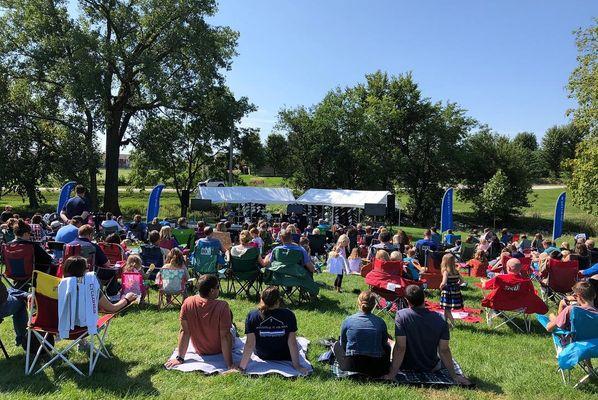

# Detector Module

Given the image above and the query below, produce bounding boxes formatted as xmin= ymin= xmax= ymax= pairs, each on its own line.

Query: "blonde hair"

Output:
xmin=239 ymin=229 xmax=251 ymax=245
xmin=440 ymin=253 xmax=459 ymax=275
xmin=159 ymin=226 xmax=172 ymax=241
xmin=375 ymin=250 xmax=390 ymax=261
xmin=348 ymin=248 xmax=360 ymax=260
xmin=357 ymin=290 xmax=377 ymax=314
xmin=287 ymin=225 xmax=297 ymax=234
xmin=337 ymin=234 xmax=349 ymax=248
xmin=390 ymin=251 xmax=402 ymax=261
xmin=474 ymin=249 xmax=487 ymax=262
xmin=123 ymin=254 xmax=142 ymax=273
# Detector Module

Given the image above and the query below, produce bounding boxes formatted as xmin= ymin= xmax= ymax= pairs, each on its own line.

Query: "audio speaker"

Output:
xmin=190 ymin=199 xmax=212 ymax=211
xmin=386 ymin=194 xmax=396 ymax=214
xmin=364 ymin=203 xmax=387 ymax=217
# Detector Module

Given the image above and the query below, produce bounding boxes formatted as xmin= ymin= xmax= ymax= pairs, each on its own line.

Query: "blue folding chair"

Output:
xmin=537 ymin=307 xmax=598 ymax=387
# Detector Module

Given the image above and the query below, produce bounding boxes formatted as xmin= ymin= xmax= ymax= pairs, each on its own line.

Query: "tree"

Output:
xmin=0 ymin=0 xmax=241 ymax=213
xmin=479 ymin=170 xmax=512 ymax=228
xmin=512 ymin=131 xmax=538 ymax=152
xmin=459 ymin=128 xmax=533 ymax=218
xmin=568 ymin=19 xmax=597 ymax=134
xmin=564 ymin=136 xmax=598 ymax=217
xmin=264 ymin=133 xmax=290 ymax=176
xmin=278 ymin=71 xmax=475 ymax=224
xmin=541 ymin=123 xmax=586 ymax=179
xmin=238 ymin=128 xmax=265 ymax=173
xmin=130 ymin=87 xmax=253 ymax=216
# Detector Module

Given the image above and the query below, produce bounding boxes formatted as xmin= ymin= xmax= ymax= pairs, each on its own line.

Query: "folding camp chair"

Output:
xmin=98 ymin=242 xmax=125 ymax=266
xmin=25 ymin=271 xmax=115 ymax=376
xmin=156 ymin=269 xmax=188 ymax=309
xmin=121 ymin=271 xmax=149 ymax=304
xmin=263 ymin=247 xmax=319 ymax=304
xmin=459 ymin=243 xmax=476 ymax=264
xmin=1 ymin=242 xmax=38 ymax=290
xmin=172 ymin=228 xmax=196 ymax=250
xmin=0 ymin=319 xmax=9 ymax=358
xmin=481 ymin=274 xmax=548 ymax=333
xmin=140 ymin=244 xmax=165 ymax=281
xmin=227 ymin=247 xmax=262 ymax=298
xmin=537 ymin=307 xmax=598 ymax=387
xmin=540 ymin=259 xmax=579 ymax=305
xmin=190 ymin=240 xmax=227 ymax=281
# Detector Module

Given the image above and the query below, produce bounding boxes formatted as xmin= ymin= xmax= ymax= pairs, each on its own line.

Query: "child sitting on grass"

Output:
xmin=347 ymin=248 xmax=362 ymax=274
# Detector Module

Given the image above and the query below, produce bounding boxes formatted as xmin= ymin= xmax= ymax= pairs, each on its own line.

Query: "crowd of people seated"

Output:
xmin=1 ymin=197 xmax=597 ymax=385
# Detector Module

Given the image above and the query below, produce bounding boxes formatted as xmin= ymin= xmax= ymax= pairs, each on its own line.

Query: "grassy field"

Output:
xmin=1 ymin=272 xmax=597 ymax=399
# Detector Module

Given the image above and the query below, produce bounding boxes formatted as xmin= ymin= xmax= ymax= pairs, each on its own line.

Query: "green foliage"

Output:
xmin=568 ymin=18 xmax=598 ymax=134
xmin=0 ymin=0 xmax=245 ymax=212
xmin=540 ymin=123 xmax=587 ymax=179
xmin=238 ymin=128 xmax=265 ymax=172
xmin=130 ymin=88 xmax=253 ymax=215
xmin=277 ymin=71 xmax=475 ymax=224
xmin=478 ymin=169 xmax=513 ymax=225
xmin=564 ymin=136 xmax=598 ymax=217
xmin=512 ymin=131 xmax=538 ymax=152
xmin=264 ymin=133 xmax=291 ymax=176
xmin=459 ymin=128 xmax=533 ymax=218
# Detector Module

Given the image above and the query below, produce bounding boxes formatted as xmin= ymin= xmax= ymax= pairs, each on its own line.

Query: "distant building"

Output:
xmin=101 ymin=153 xmax=131 ymax=168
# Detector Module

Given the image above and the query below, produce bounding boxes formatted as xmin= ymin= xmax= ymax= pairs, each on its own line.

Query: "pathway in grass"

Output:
xmin=1 ymin=273 xmax=596 ymax=399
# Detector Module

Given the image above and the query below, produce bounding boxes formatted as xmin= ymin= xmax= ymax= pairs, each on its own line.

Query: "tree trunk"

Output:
xmin=26 ymin=183 xmax=39 ymax=210
xmin=85 ymin=110 xmax=98 ymax=210
xmin=103 ymin=122 xmax=122 ymax=215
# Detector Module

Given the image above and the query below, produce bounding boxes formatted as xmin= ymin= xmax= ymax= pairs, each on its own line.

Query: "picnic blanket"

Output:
xmin=331 ymin=359 xmax=466 ymax=387
xmin=166 ymin=336 xmax=313 ymax=377
xmin=376 ymin=299 xmax=483 ymax=323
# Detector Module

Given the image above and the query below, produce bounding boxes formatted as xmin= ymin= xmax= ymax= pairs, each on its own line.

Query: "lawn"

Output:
xmin=1 ymin=273 xmax=597 ymax=400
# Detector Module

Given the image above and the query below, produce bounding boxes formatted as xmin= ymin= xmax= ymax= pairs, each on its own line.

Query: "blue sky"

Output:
xmin=209 ymin=0 xmax=597 ymax=141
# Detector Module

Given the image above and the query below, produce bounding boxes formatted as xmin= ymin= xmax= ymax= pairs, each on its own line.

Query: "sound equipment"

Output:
xmin=386 ymin=194 xmax=396 ymax=214
xmin=190 ymin=199 xmax=212 ymax=211
xmin=286 ymin=204 xmax=305 ymax=215
xmin=364 ymin=203 xmax=387 ymax=217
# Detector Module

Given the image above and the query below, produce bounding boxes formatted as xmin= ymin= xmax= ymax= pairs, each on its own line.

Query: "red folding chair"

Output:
xmin=1 ymin=242 xmax=36 ymax=290
xmin=98 ymin=242 xmax=125 ymax=266
xmin=25 ymin=271 xmax=115 ymax=376
xmin=481 ymin=273 xmax=548 ymax=332
xmin=540 ymin=259 xmax=579 ymax=304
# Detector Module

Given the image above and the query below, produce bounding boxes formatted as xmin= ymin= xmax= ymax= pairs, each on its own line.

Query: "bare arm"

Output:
xmin=220 ymin=328 xmax=235 ymax=369
xmin=304 ymin=261 xmax=315 ymax=273
xmin=440 ymin=271 xmax=448 ymax=289
xmin=287 ymin=332 xmax=308 ymax=375
xmin=384 ymin=336 xmax=406 ymax=380
xmin=99 ymin=292 xmax=136 ymax=313
xmin=438 ymin=339 xmax=470 ymax=385
xmin=164 ymin=319 xmax=191 ymax=367
xmin=239 ymin=333 xmax=256 ymax=370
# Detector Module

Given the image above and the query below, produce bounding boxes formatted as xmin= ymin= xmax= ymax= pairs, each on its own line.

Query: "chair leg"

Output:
xmin=0 ymin=336 xmax=8 ymax=359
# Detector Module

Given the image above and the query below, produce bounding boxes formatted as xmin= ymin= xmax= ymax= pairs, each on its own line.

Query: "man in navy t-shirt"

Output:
xmin=60 ymin=185 xmax=90 ymax=222
xmin=415 ymin=229 xmax=438 ymax=254
xmin=384 ymin=285 xmax=470 ymax=385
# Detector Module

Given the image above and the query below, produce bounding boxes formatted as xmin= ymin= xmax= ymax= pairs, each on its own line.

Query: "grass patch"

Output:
xmin=1 ymin=273 xmax=596 ymax=399
xmin=238 ymin=175 xmax=286 ymax=187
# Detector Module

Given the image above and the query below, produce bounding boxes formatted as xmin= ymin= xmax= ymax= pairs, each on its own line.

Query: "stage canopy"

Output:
xmin=197 ymin=186 xmax=296 ymax=205
xmin=296 ymin=189 xmax=391 ymax=209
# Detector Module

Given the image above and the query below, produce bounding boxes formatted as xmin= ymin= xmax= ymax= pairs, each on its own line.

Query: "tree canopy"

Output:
xmin=0 ymin=0 xmax=244 ymax=213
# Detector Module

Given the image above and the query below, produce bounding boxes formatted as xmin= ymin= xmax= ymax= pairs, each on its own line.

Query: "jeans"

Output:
xmin=0 ymin=288 xmax=28 ymax=346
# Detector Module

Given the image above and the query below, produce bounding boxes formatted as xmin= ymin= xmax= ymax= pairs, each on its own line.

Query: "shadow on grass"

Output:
xmin=0 ymin=351 xmax=160 ymax=397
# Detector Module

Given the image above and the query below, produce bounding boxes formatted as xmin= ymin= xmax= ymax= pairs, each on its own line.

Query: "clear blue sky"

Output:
xmin=209 ymin=0 xmax=597 ymax=141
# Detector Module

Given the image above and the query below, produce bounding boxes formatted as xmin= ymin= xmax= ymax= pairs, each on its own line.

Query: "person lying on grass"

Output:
xmin=383 ymin=284 xmax=471 ymax=385
xmin=238 ymin=286 xmax=309 ymax=376
xmin=164 ymin=274 xmax=236 ymax=372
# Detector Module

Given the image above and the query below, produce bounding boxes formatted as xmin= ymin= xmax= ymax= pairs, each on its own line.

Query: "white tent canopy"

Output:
xmin=296 ymin=189 xmax=390 ymax=209
xmin=197 ymin=186 xmax=296 ymax=205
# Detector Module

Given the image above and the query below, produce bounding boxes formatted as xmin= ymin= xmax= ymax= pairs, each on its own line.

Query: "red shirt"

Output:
xmin=180 ymin=296 xmax=232 ymax=355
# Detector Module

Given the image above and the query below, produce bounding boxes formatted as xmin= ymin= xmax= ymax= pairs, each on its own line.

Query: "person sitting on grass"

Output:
xmin=383 ymin=285 xmax=471 ymax=385
xmin=333 ymin=290 xmax=391 ymax=377
xmin=164 ymin=274 xmax=236 ymax=371
xmin=544 ymin=281 xmax=597 ymax=332
xmin=238 ymin=286 xmax=308 ymax=376
xmin=466 ymin=249 xmax=489 ymax=278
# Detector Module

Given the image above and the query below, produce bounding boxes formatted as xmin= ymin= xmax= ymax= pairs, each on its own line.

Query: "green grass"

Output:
xmin=1 ymin=273 xmax=597 ymax=399
xmin=238 ymin=175 xmax=286 ymax=187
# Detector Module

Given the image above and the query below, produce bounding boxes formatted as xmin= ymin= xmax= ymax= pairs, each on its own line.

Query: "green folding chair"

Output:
xmin=227 ymin=247 xmax=262 ymax=298
xmin=172 ymin=228 xmax=196 ymax=250
xmin=263 ymin=247 xmax=319 ymax=304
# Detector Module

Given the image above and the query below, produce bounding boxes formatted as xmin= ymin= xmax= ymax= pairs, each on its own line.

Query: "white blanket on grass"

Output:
xmin=166 ymin=336 xmax=312 ymax=377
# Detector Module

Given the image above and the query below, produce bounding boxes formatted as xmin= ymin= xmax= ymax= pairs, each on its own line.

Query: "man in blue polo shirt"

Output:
xmin=267 ymin=229 xmax=315 ymax=273
xmin=54 ymin=216 xmax=84 ymax=258
xmin=60 ymin=185 xmax=90 ymax=223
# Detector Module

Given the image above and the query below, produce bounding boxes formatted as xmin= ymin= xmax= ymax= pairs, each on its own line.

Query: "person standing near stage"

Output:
xmin=60 ymin=185 xmax=90 ymax=223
